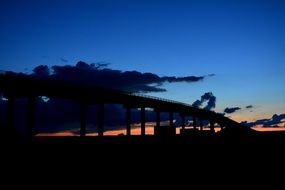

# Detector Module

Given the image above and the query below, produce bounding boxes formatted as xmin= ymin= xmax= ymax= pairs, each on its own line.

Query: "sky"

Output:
xmin=0 ymin=0 xmax=285 ymax=125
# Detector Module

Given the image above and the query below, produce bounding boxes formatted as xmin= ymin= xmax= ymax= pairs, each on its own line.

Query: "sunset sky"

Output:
xmin=0 ymin=0 xmax=285 ymax=126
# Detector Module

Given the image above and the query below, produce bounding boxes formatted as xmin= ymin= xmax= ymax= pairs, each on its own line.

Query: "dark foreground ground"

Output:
xmin=2 ymin=131 xmax=285 ymax=181
xmin=28 ymin=131 xmax=285 ymax=145
xmin=2 ymin=131 xmax=285 ymax=151
xmin=3 ymin=130 xmax=285 ymax=146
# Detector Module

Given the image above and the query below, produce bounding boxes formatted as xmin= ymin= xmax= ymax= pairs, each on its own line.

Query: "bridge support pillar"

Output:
xmin=169 ymin=112 xmax=174 ymax=127
xmin=210 ymin=121 xmax=215 ymax=133
xmin=156 ymin=111 xmax=160 ymax=128
xmin=126 ymin=107 xmax=131 ymax=136
xmin=199 ymin=118 xmax=203 ymax=131
xmin=7 ymin=96 xmax=16 ymax=131
xmin=141 ymin=107 xmax=145 ymax=136
xmin=181 ymin=115 xmax=185 ymax=130
xmin=27 ymin=97 xmax=36 ymax=138
xmin=80 ymin=103 xmax=86 ymax=137
xmin=193 ymin=116 xmax=197 ymax=130
xmin=220 ymin=124 xmax=225 ymax=131
xmin=98 ymin=103 xmax=104 ymax=136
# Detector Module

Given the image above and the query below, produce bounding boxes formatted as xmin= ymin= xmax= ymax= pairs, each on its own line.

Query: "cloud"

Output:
xmin=161 ymin=76 xmax=204 ymax=83
xmin=60 ymin=58 xmax=68 ymax=63
xmin=263 ymin=114 xmax=285 ymax=127
xmin=222 ymin=105 xmax=253 ymax=115
xmin=192 ymin=100 xmax=202 ymax=108
xmin=192 ymin=92 xmax=216 ymax=110
xmin=202 ymin=92 xmax=216 ymax=110
xmin=241 ymin=113 xmax=285 ymax=127
xmin=245 ymin=105 xmax=253 ymax=109
xmin=0 ymin=61 xmax=214 ymax=134
xmin=31 ymin=61 xmax=209 ymax=93
xmin=92 ymin=62 xmax=111 ymax=69
xmin=224 ymin=107 xmax=241 ymax=114
xmin=33 ymin=65 xmax=50 ymax=76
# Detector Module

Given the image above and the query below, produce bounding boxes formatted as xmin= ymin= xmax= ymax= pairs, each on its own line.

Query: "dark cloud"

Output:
xmin=241 ymin=113 xmax=285 ymax=127
xmin=161 ymin=76 xmax=204 ymax=83
xmin=222 ymin=104 xmax=253 ymax=115
xmin=204 ymin=96 xmax=216 ymax=110
xmin=0 ymin=61 xmax=214 ymax=134
xmin=202 ymin=92 xmax=216 ymax=110
xmin=224 ymin=107 xmax=241 ymax=114
xmin=263 ymin=114 xmax=285 ymax=127
xmin=33 ymin=65 xmax=50 ymax=77
xmin=192 ymin=92 xmax=216 ymax=110
xmin=93 ymin=62 xmax=110 ymax=69
xmin=32 ymin=61 xmax=209 ymax=93
xmin=192 ymin=100 xmax=202 ymax=108
xmin=60 ymin=58 xmax=68 ymax=63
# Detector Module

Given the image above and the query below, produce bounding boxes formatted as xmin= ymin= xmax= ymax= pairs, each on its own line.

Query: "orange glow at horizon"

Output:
xmin=35 ymin=120 xmax=285 ymax=137
xmin=36 ymin=124 xmax=222 ymax=137
xmin=229 ymin=113 xmax=273 ymax=123
xmin=252 ymin=125 xmax=285 ymax=131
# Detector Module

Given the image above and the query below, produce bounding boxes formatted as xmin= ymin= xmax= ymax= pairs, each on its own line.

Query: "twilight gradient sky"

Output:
xmin=0 ymin=0 xmax=285 ymax=122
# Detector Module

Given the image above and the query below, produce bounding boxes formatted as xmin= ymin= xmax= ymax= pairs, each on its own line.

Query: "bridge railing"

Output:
xmin=125 ymin=92 xmax=193 ymax=108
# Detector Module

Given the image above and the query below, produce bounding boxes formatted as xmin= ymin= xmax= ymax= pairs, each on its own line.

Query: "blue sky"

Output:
xmin=0 ymin=0 xmax=285 ymax=122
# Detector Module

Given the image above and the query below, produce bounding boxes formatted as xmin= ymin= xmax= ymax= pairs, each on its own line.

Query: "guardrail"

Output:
xmin=125 ymin=92 xmax=194 ymax=108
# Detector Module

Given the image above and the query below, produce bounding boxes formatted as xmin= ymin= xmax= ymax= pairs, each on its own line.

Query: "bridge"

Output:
xmin=0 ymin=73 xmax=252 ymax=140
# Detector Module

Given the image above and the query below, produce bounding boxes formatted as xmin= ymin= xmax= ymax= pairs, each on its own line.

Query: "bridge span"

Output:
xmin=0 ymin=73 xmax=251 ymax=139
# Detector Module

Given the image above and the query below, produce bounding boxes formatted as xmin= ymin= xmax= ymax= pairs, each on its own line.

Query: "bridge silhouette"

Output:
xmin=0 ymin=73 xmax=254 ymax=144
